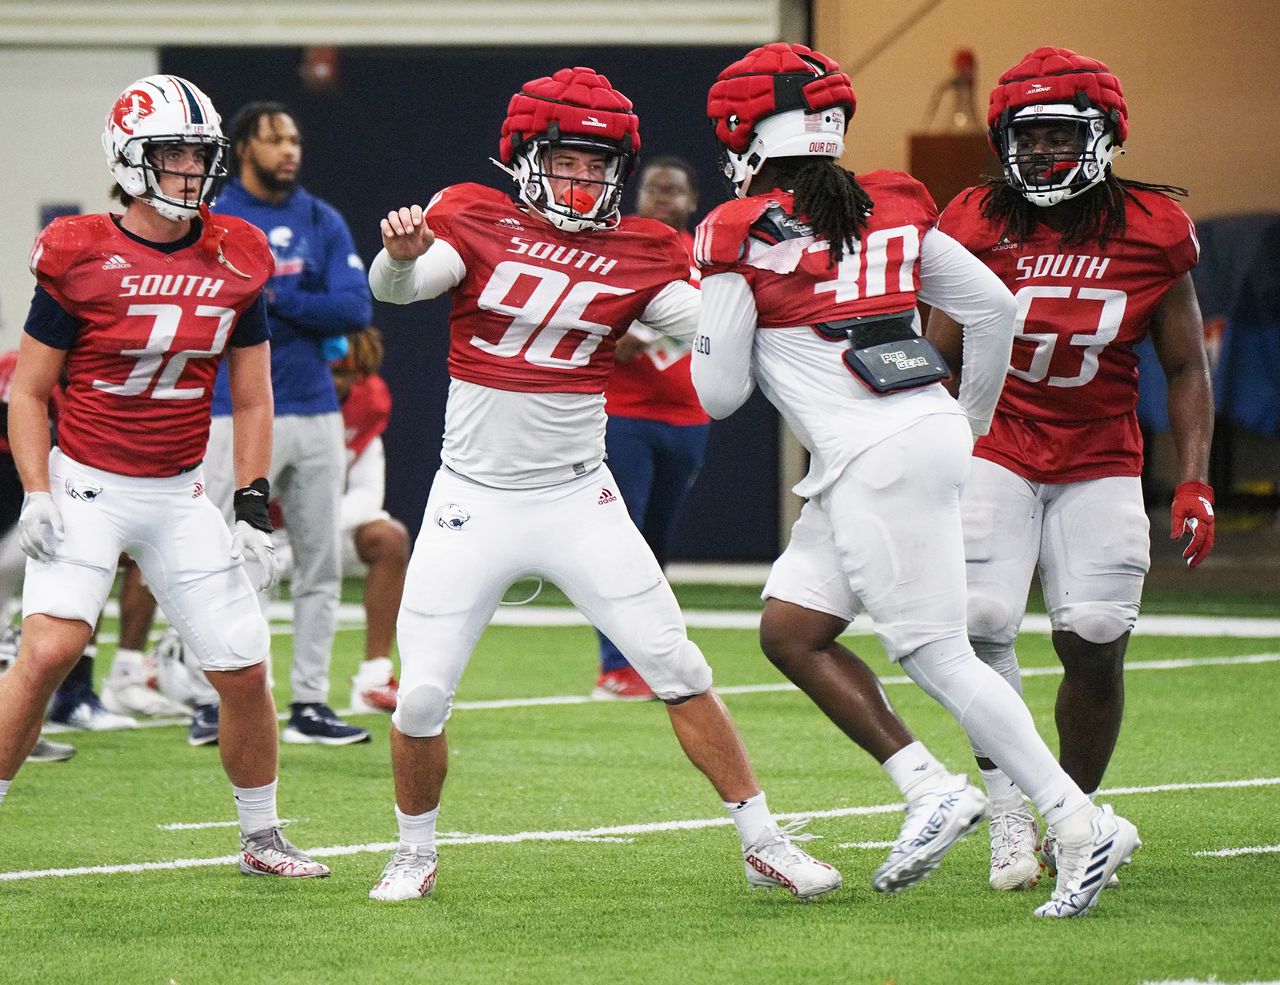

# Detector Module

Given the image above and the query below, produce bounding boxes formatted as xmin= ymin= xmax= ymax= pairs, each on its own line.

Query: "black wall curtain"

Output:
xmin=161 ymin=45 xmax=781 ymax=560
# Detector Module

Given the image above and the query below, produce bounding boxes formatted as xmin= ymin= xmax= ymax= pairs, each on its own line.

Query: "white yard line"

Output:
xmin=60 ymin=651 xmax=1280 ymax=730
xmin=1193 ymin=845 xmax=1280 ymax=858
xmin=3 ymin=775 xmax=1277 ymax=883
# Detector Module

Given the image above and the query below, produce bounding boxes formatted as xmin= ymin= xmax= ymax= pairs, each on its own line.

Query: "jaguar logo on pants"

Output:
xmin=435 ymin=504 xmax=471 ymax=530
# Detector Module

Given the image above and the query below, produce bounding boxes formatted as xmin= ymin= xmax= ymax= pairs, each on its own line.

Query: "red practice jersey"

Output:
xmin=939 ymin=186 xmax=1199 ymax=482
xmin=603 ymin=228 xmax=709 ymax=426
xmin=695 ymin=170 xmax=938 ymax=326
xmin=342 ymin=373 xmax=392 ymax=460
xmin=426 ymin=184 xmax=690 ymax=394
xmin=29 ymin=212 xmax=273 ymax=476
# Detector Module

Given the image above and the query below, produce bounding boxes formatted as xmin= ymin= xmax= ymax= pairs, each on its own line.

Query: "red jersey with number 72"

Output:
xmin=938 ymin=186 xmax=1198 ymax=482
xmin=29 ymin=212 xmax=272 ymax=476
xmin=425 ymin=183 xmax=690 ymax=393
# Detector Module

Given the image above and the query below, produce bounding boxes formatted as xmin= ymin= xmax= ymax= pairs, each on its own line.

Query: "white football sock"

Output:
xmin=396 ymin=804 xmax=439 ymax=851
xmin=233 ymin=779 xmax=279 ymax=835
xmin=108 ymin=649 xmax=146 ymax=687
xmin=979 ymin=766 xmax=1027 ymax=815
xmin=883 ymin=741 xmax=949 ymax=803
xmin=724 ymin=791 xmax=772 ymax=848
xmin=0 ymin=778 xmax=10 ymax=804
xmin=355 ymin=657 xmax=394 ymax=687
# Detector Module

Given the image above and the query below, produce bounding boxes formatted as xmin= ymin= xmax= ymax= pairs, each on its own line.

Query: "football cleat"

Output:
xmin=369 ymin=845 xmax=439 ymax=901
xmin=26 ymin=737 xmax=76 ymax=762
xmin=239 ymin=826 xmax=330 ymax=878
xmin=46 ymin=687 xmax=139 ymax=732
xmin=873 ymin=774 xmax=987 ymax=893
xmin=988 ymin=809 xmax=1042 ymax=891
xmin=283 ymin=703 xmax=371 ymax=745
xmin=1038 ymin=828 xmax=1122 ymax=888
xmin=1034 ymin=805 xmax=1139 ymax=918
xmin=591 ymin=666 xmax=656 ymax=701
xmin=743 ymin=818 xmax=842 ymax=900
xmin=103 ymin=679 xmax=193 ymax=719
xmin=187 ymin=703 xmax=220 ymax=747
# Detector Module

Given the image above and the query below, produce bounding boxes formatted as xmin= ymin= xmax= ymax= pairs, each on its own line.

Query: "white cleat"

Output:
xmin=743 ymin=818 xmax=841 ymax=900
xmin=873 ymin=775 xmax=987 ymax=893
xmin=1034 ymin=805 xmax=1139 ymax=918
xmin=239 ymin=827 xmax=331 ymax=878
xmin=988 ymin=809 xmax=1042 ymax=891
xmin=102 ymin=680 xmax=193 ymax=719
xmin=369 ymin=845 xmax=439 ymax=901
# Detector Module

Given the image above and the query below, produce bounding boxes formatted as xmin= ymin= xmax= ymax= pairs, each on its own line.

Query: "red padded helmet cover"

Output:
xmin=988 ymin=46 xmax=1128 ymax=143
xmin=499 ymin=67 xmax=640 ymax=165
xmin=707 ymin=43 xmax=856 ymax=153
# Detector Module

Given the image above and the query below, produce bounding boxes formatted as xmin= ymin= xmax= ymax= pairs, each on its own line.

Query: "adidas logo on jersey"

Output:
xmin=496 ymin=217 xmax=524 ymax=230
xmin=102 ymin=254 xmax=131 ymax=270
xmin=598 ymin=488 xmax=618 ymax=505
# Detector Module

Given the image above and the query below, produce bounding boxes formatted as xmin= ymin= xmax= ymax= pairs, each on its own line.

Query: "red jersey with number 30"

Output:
xmin=426 ymin=184 xmax=689 ymax=393
xmin=29 ymin=212 xmax=272 ymax=477
xmin=939 ymin=187 xmax=1198 ymax=482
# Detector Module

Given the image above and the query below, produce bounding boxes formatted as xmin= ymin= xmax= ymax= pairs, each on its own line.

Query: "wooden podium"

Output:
xmin=908 ymin=132 xmax=1000 ymax=209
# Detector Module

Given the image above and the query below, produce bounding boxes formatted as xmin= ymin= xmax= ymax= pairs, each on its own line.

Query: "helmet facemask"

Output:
xmin=506 ymin=138 xmax=629 ymax=233
xmin=996 ymin=100 xmax=1121 ymax=209
xmin=126 ymin=135 xmax=229 ymax=221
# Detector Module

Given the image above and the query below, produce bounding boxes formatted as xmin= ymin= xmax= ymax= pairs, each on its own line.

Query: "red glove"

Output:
xmin=1170 ymin=481 xmax=1215 ymax=569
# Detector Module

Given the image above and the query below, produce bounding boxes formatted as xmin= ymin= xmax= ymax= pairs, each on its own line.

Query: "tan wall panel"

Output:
xmin=813 ymin=0 xmax=1280 ymax=218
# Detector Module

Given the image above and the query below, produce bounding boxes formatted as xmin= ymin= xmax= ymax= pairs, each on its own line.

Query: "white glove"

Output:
xmin=231 ymin=519 xmax=280 ymax=592
xmin=19 ymin=491 xmax=65 ymax=561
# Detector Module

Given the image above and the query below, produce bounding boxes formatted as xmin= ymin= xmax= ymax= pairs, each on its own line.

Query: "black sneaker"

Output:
xmin=188 ymin=703 xmax=220 ymax=746
xmin=283 ymin=703 xmax=371 ymax=746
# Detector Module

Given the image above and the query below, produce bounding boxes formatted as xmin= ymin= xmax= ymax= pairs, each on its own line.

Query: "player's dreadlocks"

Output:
xmin=774 ymin=157 xmax=874 ymax=265
xmin=976 ymin=174 xmax=1188 ymax=250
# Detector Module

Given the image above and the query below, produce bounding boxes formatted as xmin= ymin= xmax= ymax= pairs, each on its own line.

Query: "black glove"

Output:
xmin=233 ymin=477 xmax=273 ymax=533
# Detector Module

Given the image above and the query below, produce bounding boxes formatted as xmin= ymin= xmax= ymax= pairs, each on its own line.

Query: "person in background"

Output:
xmin=927 ymin=45 xmax=1214 ymax=891
xmin=202 ymin=100 xmax=373 ymax=746
xmin=272 ymin=327 xmax=407 ymax=712
xmin=594 ymin=157 xmax=710 ymax=701
xmin=0 ymin=75 xmax=328 ymax=878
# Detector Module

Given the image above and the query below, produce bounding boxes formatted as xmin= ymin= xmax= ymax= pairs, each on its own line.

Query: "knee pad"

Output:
xmin=199 ymin=608 xmax=270 ymax=672
xmin=966 ymin=590 xmax=1019 ymax=647
xmin=971 ymin=640 xmax=1023 ymax=695
xmin=651 ymin=638 xmax=713 ymax=702
xmin=1052 ymin=600 xmax=1137 ymax=645
xmin=392 ymin=681 xmax=452 ymax=737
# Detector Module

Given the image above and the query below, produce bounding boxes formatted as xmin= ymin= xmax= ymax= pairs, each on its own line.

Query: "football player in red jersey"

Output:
xmin=926 ymin=46 xmax=1214 ymax=892
xmin=694 ymin=43 xmax=1138 ymax=917
xmin=0 ymin=75 xmax=328 ymax=878
xmin=366 ymin=67 xmax=839 ymax=903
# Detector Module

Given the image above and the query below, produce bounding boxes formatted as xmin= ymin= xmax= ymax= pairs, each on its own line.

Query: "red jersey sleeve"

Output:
xmin=425 ymin=183 xmax=513 ymax=261
xmin=1137 ymin=192 xmax=1199 ymax=278
xmin=207 ymin=213 xmax=275 ymax=292
xmin=693 ymin=198 xmax=772 ymax=275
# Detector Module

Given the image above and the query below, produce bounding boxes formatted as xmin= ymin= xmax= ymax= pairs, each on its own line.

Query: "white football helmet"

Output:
xmin=720 ymin=106 xmax=847 ymax=199
xmin=102 ymin=75 xmax=229 ymax=221
xmin=997 ymin=103 xmax=1119 ymax=208
xmin=153 ymin=627 xmax=216 ymax=708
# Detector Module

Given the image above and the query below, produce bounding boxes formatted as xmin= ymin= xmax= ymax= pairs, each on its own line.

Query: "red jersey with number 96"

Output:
xmin=425 ymin=184 xmax=689 ymax=393
xmin=938 ymin=186 xmax=1198 ymax=482
xmin=29 ymin=212 xmax=272 ymax=476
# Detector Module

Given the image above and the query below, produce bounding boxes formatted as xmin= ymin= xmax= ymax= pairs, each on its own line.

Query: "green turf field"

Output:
xmin=1 ymin=592 xmax=1278 ymax=985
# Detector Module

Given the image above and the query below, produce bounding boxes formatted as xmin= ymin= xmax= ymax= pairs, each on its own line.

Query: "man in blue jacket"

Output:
xmin=202 ymin=102 xmax=373 ymax=745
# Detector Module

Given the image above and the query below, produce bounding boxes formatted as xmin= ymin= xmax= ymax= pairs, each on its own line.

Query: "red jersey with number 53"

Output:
xmin=426 ymin=184 xmax=689 ymax=393
xmin=29 ymin=212 xmax=273 ymax=476
xmin=939 ymin=187 xmax=1198 ymax=482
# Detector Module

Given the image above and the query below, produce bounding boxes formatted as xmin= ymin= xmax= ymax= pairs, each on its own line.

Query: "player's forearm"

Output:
xmin=369 ymin=241 xmax=465 ymax=304
xmin=271 ymin=281 xmax=372 ymax=337
xmin=691 ymin=273 xmax=758 ymax=419
xmin=1165 ymin=367 xmax=1214 ymax=484
xmin=230 ymin=402 xmax=273 ymax=487
xmin=7 ymin=394 xmax=53 ymax=493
